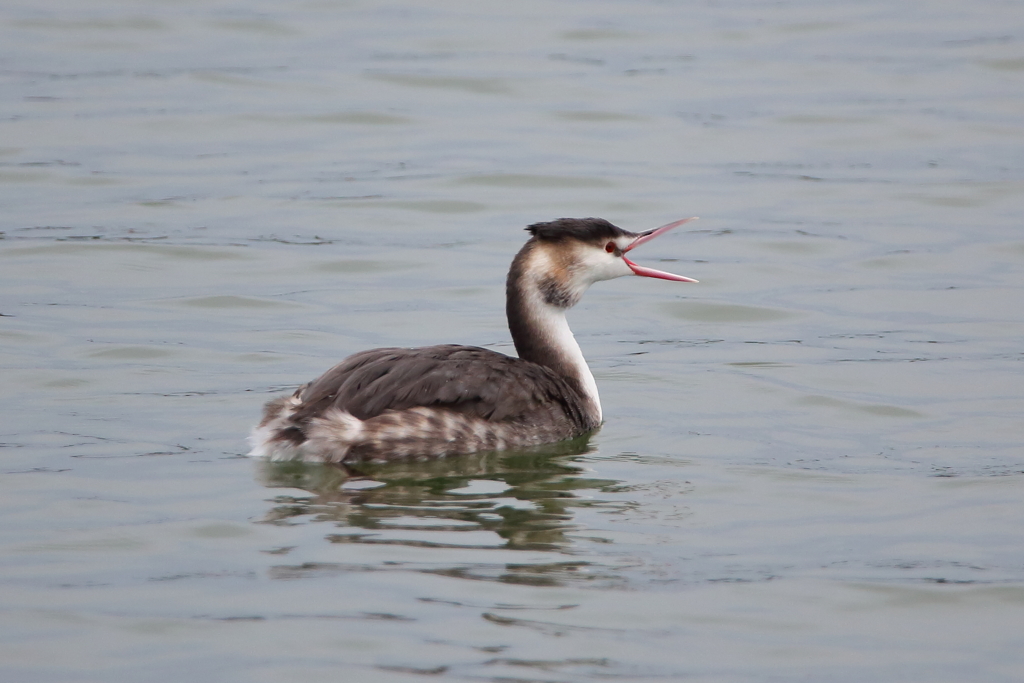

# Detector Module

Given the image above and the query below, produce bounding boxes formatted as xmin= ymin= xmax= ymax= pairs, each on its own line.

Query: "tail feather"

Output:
xmin=247 ymin=395 xmax=302 ymax=459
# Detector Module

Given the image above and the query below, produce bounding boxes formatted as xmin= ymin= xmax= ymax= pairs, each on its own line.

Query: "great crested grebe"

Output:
xmin=249 ymin=217 xmax=697 ymax=462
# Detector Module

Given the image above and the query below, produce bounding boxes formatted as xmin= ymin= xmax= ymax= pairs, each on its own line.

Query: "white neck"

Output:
xmin=527 ymin=300 xmax=602 ymax=423
xmin=506 ymin=240 xmax=605 ymax=425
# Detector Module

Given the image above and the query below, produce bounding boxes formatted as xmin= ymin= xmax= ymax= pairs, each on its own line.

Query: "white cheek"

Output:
xmin=590 ymin=253 xmax=632 ymax=282
xmin=567 ymin=247 xmax=633 ymax=289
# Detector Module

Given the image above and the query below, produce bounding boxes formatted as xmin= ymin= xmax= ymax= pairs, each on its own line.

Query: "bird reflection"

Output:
xmin=255 ymin=434 xmax=618 ymax=552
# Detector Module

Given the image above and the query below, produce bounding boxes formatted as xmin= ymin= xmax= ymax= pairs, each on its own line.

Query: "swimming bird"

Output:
xmin=249 ymin=217 xmax=697 ymax=463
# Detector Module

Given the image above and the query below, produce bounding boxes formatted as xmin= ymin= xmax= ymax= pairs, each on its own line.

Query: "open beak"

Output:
xmin=622 ymin=217 xmax=699 ymax=282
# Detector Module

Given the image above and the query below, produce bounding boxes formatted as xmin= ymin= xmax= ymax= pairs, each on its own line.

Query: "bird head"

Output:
xmin=518 ymin=217 xmax=698 ymax=309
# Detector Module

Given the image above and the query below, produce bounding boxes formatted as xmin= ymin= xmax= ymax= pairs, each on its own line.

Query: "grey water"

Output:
xmin=2 ymin=0 xmax=1024 ymax=681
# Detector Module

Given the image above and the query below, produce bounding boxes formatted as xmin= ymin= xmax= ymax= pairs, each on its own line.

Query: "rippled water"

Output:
xmin=3 ymin=0 xmax=1024 ymax=681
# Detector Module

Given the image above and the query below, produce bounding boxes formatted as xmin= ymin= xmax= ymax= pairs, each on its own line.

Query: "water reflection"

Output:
xmin=256 ymin=435 xmax=620 ymax=554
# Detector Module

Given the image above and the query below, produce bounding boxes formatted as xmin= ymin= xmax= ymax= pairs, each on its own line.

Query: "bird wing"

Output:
xmin=290 ymin=344 xmax=586 ymax=424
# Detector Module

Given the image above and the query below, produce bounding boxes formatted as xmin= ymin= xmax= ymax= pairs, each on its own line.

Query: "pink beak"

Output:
xmin=622 ymin=217 xmax=699 ymax=282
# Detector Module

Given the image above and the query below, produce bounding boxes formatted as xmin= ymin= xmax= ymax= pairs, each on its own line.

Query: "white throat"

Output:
xmin=527 ymin=298 xmax=602 ymax=423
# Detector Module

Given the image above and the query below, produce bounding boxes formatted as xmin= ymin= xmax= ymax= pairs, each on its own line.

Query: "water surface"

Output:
xmin=2 ymin=0 xmax=1024 ymax=681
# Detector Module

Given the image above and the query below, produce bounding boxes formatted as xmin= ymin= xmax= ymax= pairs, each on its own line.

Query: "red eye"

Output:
xmin=605 ymin=242 xmax=615 ymax=253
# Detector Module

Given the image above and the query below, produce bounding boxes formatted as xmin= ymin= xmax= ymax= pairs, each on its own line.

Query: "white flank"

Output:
xmin=246 ymin=396 xmax=362 ymax=462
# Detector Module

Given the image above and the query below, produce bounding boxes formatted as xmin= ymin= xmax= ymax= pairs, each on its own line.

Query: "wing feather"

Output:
xmin=290 ymin=344 xmax=586 ymax=426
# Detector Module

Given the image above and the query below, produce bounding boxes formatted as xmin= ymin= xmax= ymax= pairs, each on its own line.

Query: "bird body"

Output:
xmin=248 ymin=217 xmax=696 ymax=463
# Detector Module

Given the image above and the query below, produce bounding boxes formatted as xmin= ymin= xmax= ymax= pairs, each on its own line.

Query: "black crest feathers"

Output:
xmin=526 ymin=217 xmax=633 ymax=243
